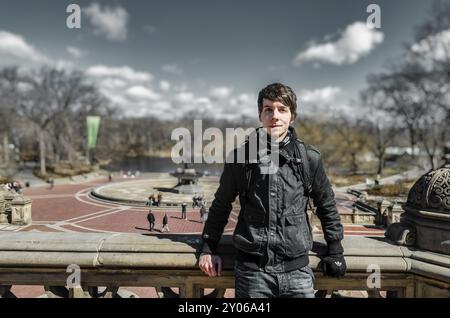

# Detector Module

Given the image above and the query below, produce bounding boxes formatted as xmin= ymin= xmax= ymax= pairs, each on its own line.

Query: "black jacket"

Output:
xmin=201 ymin=127 xmax=344 ymax=272
xmin=147 ymin=212 xmax=155 ymax=223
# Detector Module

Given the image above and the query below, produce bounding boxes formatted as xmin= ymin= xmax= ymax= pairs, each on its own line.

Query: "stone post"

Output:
xmin=376 ymin=200 xmax=391 ymax=226
xmin=389 ymin=202 xmax=403 ymax=225
xmin=0 ymin=192 xmax=7 ymax=224
xmin=11 ymin=196 xmax=32 ymax=225
xmin=3 ymin=191 xmax=16 ymax=224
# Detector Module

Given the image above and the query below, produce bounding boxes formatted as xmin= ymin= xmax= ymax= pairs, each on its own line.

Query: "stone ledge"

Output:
xmin=0 ymin=232 xmax=449 ymax=297
xmin=0 ymin=232 xmax=445 ymax=275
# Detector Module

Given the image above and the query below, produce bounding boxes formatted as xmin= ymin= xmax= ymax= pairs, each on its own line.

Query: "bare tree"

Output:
xmin=0 ymin=67 xmax=22 ymax=165
xmin=361 ymin=87 xmax=402 ymax=175
xmin=14 ymin=67 xmax=109 ymax=175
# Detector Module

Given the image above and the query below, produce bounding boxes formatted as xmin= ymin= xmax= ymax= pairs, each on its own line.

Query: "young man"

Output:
xmin=198 ymin=83 xmax=346 ymax=298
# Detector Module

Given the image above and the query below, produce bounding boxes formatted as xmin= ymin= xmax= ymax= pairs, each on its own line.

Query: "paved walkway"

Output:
xmin=335 ymin=168 xmax=424 ymax=192
xmin=0 ymin=173 xmax=383 ymax=237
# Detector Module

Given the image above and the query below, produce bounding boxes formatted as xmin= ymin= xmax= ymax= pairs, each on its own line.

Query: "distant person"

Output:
xmin=181 ymin=202 xmax=187 ymax=219
xmin=48 ymin=177 xmax=54 ymax=190
xmin=200 ymin=204 xmax=207 ymax=224
xmin=108 ymin=174 xmax=112 ymax=182
xmin=192 ymin=195 xmax=201 ymax=208
xmin=12 ymin=182 xmax=22 ymax=194
xmin=147 ymin=210 xmax=155 ymax=231
xmin=146 ymin=194 xmax=155 ymax=206
xmin=161 ymin=213 xmax=170 ymax=233
xmin=201 ymin=211 xmax=208 ymax=224
xmin=157 ymin=193 xmax=162 ymax=206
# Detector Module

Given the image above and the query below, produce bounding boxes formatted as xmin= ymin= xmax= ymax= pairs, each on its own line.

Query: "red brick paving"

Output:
xmin=14 ymin=178 xmax=383 ymax=235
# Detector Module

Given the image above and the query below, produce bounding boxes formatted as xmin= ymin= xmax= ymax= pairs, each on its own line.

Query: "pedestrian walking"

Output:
xmin=200 ymin=204 xmax=207 ymax=224
xmin=181 ymin=202 xmax=187 ymax=219
xmin=147 ymin=210 xmax=155 ymax=231
xmin=157 ymin=193 xmax=162 ymax=206
xmin=48 ymin=177 xmax=54 ymax=190
xmin=161 ymin=213 xmax=170 ymax=233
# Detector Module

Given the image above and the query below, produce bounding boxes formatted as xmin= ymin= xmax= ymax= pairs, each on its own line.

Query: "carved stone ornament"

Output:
xmin=406 ymin=167 xmax=450 ymax=213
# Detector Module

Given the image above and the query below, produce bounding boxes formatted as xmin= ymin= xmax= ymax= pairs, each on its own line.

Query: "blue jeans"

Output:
xmin=234 ymin=263 xmax=315 ymax=298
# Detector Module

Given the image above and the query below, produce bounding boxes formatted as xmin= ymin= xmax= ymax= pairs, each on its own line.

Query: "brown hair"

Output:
xmin=257 ymin=83 xmax=297 ymax=120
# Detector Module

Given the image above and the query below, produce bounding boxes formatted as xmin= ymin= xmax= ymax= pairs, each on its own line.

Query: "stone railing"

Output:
xmin=0 ymin=190 xmax=32 ymax=225
xmin=0 ymin=232 xmax=449 ymax=298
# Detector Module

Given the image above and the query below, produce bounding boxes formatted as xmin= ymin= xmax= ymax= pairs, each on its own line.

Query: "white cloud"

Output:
xmin=84 ymin=64 xmax=255 ymax=120
xmin=0 ymin=30 xmax=49 ymax=63
xmin=300 ymin=86 xmax=342 ymax=104
xmin=97 ymin=78 xmax=128 ymax=90
xmin=84 ymin=64 xmax=163 ymax=118
xmin=297 ymin=86 xmax=360 ymax=119
xmin=126 ymin=86 xmax=161 ymax=100
xmin=175 ymin=91 xmax=195 ymax=103
xmin=54 ymin=59 xmax=76 ymax=71
xmin=209 ymin=86 xmax=233 ymax=99
xmin=66 ymin=46 xmax=87 ymax=59
xmin=84 ymin=3 xmax=128 ymax=41
xmin=411 ymin=29 xmax=450 ymax=62
xmin=228 ymin=93 xmax=257 ymax=119
xmin=194 ymin=97 xmax=213 ymax=110
xmin=159 ymin=80 xmax=171 ymax=92
xmin=162 ymin=64 xmax=183 ymax=75
xmin=86 ymin=65 xmax=153 ymax=82
xmin=293 ymin=21 xmax=384 ymax=66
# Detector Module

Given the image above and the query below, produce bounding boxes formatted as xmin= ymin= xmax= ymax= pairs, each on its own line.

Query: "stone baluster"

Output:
xmin=3 ymin=191 xmax=16 ymax=224
xmin=0 ymin=192 xmax=7 ymax=224
xmin=11 ymin=195 xmax=32 ymax=225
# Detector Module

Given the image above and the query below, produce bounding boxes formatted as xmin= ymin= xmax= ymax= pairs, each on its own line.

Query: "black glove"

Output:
xmin=321 ymin=241 xmax=346 ymax=278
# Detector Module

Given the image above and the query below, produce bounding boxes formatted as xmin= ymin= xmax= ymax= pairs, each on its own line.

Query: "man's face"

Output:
xmin=259 ymin=98 xmax=292 ymax=141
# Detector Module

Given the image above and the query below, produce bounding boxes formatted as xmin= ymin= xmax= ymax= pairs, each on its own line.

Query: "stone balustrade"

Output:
xmin=0 ymin=232 xmax=449 ymax=298
xmin=0 ymin=190 xmax=32 ymax=225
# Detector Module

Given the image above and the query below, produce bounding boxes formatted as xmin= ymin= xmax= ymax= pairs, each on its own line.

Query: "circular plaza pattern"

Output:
xmin=90 ymin=173 xmax=220 ymax=206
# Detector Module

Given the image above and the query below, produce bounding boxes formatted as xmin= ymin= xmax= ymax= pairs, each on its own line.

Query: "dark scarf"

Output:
xmin=266 ymin=126 xmax=297 ymax=155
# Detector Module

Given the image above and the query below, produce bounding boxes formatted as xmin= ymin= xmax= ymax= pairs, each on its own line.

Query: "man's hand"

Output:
xmin=321 ymin=240 xmax=346 ymax=278
xmin=321 ymin=254 xmax=346 ymax=278
xmin=198 ymin=253 xmax=222 ymax=277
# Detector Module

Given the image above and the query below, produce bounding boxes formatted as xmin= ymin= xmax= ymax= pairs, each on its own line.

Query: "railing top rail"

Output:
xmin=0 ymin=232 xmax=448 ymax=282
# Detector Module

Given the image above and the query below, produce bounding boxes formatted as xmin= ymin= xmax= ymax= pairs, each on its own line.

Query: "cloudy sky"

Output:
xmin=0 ymin=0 xmax=446 ymax=120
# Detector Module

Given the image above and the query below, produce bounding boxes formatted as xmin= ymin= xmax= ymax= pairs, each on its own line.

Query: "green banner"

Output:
xmin=86 ymin=116 xmax=101 ymax=149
